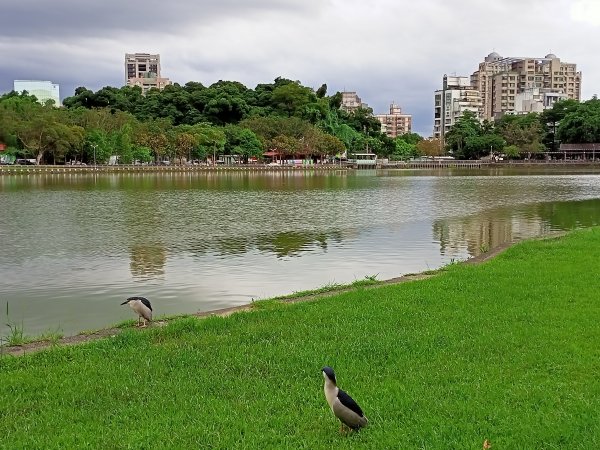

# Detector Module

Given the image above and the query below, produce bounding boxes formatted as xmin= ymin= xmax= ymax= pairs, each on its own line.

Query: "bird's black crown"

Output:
xmin=322 ymin=366 xmax=337 ymax=383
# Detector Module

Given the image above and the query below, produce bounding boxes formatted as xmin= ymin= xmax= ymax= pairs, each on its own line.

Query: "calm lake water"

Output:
xmin=2 ymin=168 xmax=600 ymax=337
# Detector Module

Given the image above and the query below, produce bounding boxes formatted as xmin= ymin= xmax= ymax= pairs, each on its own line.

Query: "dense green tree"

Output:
xmin=270 ymin=82 xmax=316 ymax=117
xmin=191 ymin=124 xmax=226 ymax=163
xmin=557 ymin=98 xmax=600 ymax=144
xmin=223 ymin=125 xmax=263 ymax=161
xmin=444 ymin=111 xmax=482 ymax=159
xmin=316 ymin=83 xmax=327 ymax=99
xmin=84 ymin=129 xmax=113 ymax=164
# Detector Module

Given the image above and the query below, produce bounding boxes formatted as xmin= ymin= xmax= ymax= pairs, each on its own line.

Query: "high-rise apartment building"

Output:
xmin=125 ymin=53 xmax=171 ymax=94
xmin=341 ymin=91 xmax=369 ymax=112
xmin=471 ymin=52 xmax=581 ymax=120
xmin=433 ymin=75 xmax=483 ymax=140
xmin=376 ymin=103 xmax=412 ymax=138
xmin=435 ymin=52 xmax=582 ymax=137
xmin=13 ymin=80 xmax=60 ymax=106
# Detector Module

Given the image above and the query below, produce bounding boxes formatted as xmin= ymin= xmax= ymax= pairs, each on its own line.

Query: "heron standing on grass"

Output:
xmin=121 ymin=296 xmax=152 ymax=327
xmin=322 ymin=366 xmax=368 ymax=432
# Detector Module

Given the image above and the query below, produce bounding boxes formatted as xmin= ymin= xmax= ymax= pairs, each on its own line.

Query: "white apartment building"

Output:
xmin=514 ymin=88 xmax=568 ymax=115
xmin=13 ymin=80 xmax=60 ymax=106
xmin=433 ymin=75 xmax=483 ymax=139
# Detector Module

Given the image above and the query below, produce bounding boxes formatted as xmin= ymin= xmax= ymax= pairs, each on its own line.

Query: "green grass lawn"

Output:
xmin=2 ymin=228 xmax=600 ymax=449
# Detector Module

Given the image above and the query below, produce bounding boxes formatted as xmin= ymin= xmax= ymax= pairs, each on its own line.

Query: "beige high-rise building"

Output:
xmin=341 ymin=91 xmax=369 ymax=112
xmin=125 ymin=53 xmax=172 ymax=94
xmin=376 ymin=103 xmax=412 ymax=138
xmin=471 ymin=52 xmax=581 ymax=120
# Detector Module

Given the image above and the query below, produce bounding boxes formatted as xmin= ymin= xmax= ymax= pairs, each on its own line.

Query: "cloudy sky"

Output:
xmin=1 ymin=0 xmax=599 ymax=135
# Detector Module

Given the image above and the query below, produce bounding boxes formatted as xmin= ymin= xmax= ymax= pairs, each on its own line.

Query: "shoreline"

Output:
xmin=3 ymin=161 xmax=600 ymax=176
xmin=0 ymin=237 xmax=521 ymax=357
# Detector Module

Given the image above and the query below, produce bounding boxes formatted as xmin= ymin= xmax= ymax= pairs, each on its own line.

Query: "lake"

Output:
xmin=2 ymin=168 xmax=600 ymax=337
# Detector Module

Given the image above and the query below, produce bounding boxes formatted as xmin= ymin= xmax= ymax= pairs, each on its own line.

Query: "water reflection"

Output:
xmin=129 ymin=244 xmax=167 ymax=279
xmin=185 ymin=230 xmax=344 ymax=259
xmin=433 ymin=198 xmax=600 ymax=257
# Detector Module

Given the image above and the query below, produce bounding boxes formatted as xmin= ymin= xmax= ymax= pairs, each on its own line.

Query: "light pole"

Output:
xmin=91 ymin=143 xmax=97 ymax=167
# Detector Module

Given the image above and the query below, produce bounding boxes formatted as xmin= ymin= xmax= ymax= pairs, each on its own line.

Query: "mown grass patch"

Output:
xmin=1 ymin=228 xmax=600 ymax=448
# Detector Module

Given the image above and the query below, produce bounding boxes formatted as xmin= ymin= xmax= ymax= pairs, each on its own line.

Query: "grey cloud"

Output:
xmin=0 ymin=0 xmax=324 ymax=38
xmin=0 ymin=0 xmax=597 ymax=135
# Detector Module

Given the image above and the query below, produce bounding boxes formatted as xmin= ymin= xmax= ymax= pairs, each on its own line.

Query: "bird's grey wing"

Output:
xmin=337 ymin=389 xmax=364 ymax=417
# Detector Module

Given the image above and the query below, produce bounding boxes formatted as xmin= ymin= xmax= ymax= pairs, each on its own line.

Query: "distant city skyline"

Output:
xmin=1 ymin=0 xmax=600 ymax=135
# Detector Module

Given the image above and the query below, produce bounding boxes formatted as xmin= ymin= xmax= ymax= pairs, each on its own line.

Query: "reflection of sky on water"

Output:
xmin=1 ymin=171 xmax=600 ymax=336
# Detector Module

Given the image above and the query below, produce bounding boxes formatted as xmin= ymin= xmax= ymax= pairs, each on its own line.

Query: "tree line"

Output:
xmin=0 ymin=78 xmax=429 ymax=165
xmin=2 ymin=76 xmax=599 ymax=164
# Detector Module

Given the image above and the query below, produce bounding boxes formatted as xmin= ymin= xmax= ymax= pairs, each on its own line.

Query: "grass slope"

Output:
xmin=1 ymin=228 xmax=600 ymax=448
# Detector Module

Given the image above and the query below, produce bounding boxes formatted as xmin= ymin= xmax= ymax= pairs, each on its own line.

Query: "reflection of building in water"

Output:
xmin=129 ymin=244 xmax=167 ymax=278
xmin=434 ymin=214 xmax=546 ymax=257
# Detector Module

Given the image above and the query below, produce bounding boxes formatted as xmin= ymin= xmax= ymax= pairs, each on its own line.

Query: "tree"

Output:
xmin=270 ymin=82 xmax=315 ymax=117
xmin=444 ymin=111 xmax=482 ymax=159
xmin=174 ymin=131 xmax=197 ymax=163
xmin=316 ymin=83 xmax=327 ymax=98
xmin=557 ymin=98 xmax=600 ymax=144
xmin=223 ymin=125 xmax=263 ymax=162
xmin=270 ymin=135 xmax=301 ymax=159
xmin=113 ymin=123 xmax=134 ymax=164
xmin=192 ymin=125 xmax=225 ymax=164
xmin=416 ymin=139 xmax=442 ymax=158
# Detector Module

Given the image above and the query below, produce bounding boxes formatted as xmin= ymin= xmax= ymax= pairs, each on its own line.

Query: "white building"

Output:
xmin=433 ymin=75 xmax=483 ymax=139
xmin=514 ymin=88 xmax=568 ymax=114
xmin=13 ymin=80 xmax=60 ymax=106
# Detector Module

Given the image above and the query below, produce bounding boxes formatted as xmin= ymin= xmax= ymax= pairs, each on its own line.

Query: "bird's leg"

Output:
xmin=137 ymin=316 xmax=141 ymax=327
xmin=141 ymin=318 xmax=147 ymax=328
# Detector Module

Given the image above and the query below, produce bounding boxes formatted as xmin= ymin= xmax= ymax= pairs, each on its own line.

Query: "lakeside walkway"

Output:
xmin=3 ymin=159 xmax=600 ymax=175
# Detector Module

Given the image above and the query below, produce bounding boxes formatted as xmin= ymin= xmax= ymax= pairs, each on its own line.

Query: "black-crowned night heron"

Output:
xmin=121 ymin=296 xmax=152 ymax=327
xmin=322 ymin=366 xmax=368 ymax=432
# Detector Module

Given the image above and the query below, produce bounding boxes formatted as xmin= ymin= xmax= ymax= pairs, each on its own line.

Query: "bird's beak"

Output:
xmin=120 ymin=301 xmax=129 ymax=305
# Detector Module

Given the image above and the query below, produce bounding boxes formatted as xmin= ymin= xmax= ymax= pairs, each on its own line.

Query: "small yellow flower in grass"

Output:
xmin=483 ymin=439 xmax=491 ymax=449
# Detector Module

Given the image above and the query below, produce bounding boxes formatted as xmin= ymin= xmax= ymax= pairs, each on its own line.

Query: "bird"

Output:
xmin=121 ymin=296 xmax=152 ymax=327
xmin=322 ymin=366 xmax=368 ymax=432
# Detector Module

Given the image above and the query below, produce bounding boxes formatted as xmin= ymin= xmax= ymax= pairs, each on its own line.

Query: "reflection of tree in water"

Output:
xmin=256 ymin=231 xmax=338 ymax=258
xmin=187 ymin=230 xmax=344 ymax=258
xmin=433 ymin=214 xmax=514 ymax=257
xmin=433 ymin=198 xmax=600 ymax=258
xmin=129 ymin=244 xmax=167 ymax=279
xmin=531 ymin=199 xmax=600 ymax=230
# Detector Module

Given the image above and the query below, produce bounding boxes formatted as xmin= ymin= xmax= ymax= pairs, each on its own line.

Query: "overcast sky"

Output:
xmin=1 ymin=0 xmax=599 ymax=135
